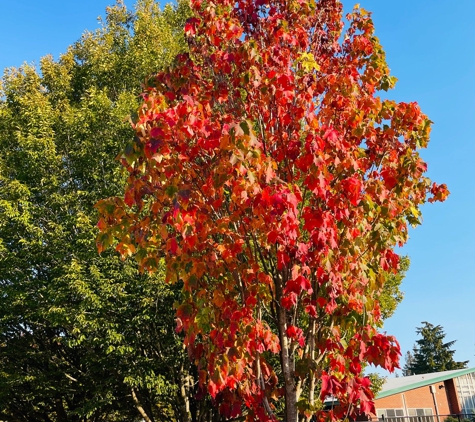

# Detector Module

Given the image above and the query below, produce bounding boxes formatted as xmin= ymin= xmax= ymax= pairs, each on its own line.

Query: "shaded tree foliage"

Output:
xmin=402 ymin=350 xmax=415 ymax=376
xmin=0 ymin=1 xmax=223 ymax=421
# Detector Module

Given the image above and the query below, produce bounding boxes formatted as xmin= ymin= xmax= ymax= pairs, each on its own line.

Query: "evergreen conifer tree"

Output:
xmin=407 ymin=322 xmax=468 ymax=375
xmin=402 ymin=350 xmax=415 ymax=376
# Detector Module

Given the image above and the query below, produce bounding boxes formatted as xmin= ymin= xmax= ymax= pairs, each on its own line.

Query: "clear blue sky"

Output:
xmin=1 ymin=1 xmax=474 ymax=373
xmin=354 ymin=0 xmax=475 ymax=374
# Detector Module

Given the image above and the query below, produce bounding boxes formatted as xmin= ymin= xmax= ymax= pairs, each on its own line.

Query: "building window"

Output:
xmin=377 ymin=409 xmax=405 ymax=419
xmin=408 ymin=409 xmax=434 ymax=416
xmin=456 ymin=373 xmax=475 ymax=413
xmin=376 ymin=408 xmax=435 ymax=422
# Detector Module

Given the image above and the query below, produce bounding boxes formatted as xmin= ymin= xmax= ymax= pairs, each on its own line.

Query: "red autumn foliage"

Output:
xmin=96 ymin=0 xmax=448 ymax=420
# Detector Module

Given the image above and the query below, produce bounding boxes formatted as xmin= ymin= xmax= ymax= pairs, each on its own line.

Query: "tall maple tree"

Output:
xmin=97 ymin=0 xmax=448 ymax=420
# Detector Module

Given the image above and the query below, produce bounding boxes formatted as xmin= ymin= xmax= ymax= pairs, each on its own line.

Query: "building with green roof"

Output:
xmin=374 ymin=367 xmax=475 ymax=421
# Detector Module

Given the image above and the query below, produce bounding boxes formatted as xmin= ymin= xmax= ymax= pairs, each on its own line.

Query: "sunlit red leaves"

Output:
xmin=286 ymin=325 xmax=305 ymax=347
xmin=364 ymin=333 xmax=401 ymax=372
xmin=305 ymin=304 xmax=317 ymax=318
xmin=380 ymin=167 xmax=398 ymax=190
xmin=281 ymin=292 xmax=297 ymax=310
xmin=320 ymin=373 xmax=343 ymax=399
xmin=347 ymin=377 xmax=375 ymax=415
xmin=380 ymin=249 xmax=400 ymax=273
xmin=341 ymin=176 xmax=362 ymax=206
xmin=208 ymin=379 xmax=219 ymax=398
xmin=184 ymin=17 xmax=200 ymax=37
xmin=95 ymin=0 xmax=447 ymax=419
xmin=285 ymin=275 xmax=312 ymax=296
xmin=323 ymin=127 xmax=340 ymax=146
xmin=277 ymin=249 xmax=291 ymax=270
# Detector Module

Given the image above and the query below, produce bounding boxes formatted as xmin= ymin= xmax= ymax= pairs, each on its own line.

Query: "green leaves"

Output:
xmin=0 ymin=1 xmax=197 ymax=421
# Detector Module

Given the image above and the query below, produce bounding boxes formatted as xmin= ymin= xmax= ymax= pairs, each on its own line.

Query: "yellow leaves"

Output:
xmin=116 ymin=242 xmax=136 ymax=258
xmin=406 ymin=206 xmax=421 ymax=228
xmin=295 ymin=52 xmax=320 ymax=73
xmin=138 ymin=92 xmax=169 ymax=121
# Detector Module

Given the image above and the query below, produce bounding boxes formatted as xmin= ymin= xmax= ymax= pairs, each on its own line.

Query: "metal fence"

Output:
xmin=377 ymin=414 xmax=475 ymax=422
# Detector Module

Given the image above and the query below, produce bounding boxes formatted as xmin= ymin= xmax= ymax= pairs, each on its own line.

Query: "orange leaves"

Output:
xmin=429 ymin=183 xmax=450 ymax=203
xmin=94 ymin=0 xmax=448 ymax=419
xmin=115 ymin=242 xmax=136 ymax=257
xmin=124 ymin=188 xmax=135 ymax=208
xmin=257 ymin=272 xmax=272 ymax=285
xmin=96 ymin=217 xmax=108 ymax=232
xmin=216 ymin=238 xmax=244 ymax=262
xmin=96 ymin=232 xmax=112 ymax=254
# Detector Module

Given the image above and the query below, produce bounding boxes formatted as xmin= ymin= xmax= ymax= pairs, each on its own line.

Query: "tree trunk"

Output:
xmin=131 ymin=388 xmax=155 ymax=422
xmin=55 ymin=396 xmax=68 ymax=422
xmin=277 ymin=299 xmax=297 ymax=421
xmin=306 ymin=318 xmax=317 ymax=422
xmin=179 ymin=358 xmax=192 ymax=422
xmin=275 ymin=270 xmax=298 ymax=422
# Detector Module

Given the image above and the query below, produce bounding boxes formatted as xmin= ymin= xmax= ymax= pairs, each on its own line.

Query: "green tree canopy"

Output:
xmin=0 ymin=1 xmax=207 ymax=421
xmin=378 ymin=256 xmax=409 ymax=321
xmin=406 ymin=322 xmax=468 ymax=375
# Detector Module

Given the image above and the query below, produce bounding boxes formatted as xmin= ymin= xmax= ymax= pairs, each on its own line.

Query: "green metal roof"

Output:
xmin=376 ymin=367 xmax=475 ymax=399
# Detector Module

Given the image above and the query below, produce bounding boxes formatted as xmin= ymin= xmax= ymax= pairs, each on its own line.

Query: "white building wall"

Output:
xmin=455 ymin=373 xmax=475 ymax=413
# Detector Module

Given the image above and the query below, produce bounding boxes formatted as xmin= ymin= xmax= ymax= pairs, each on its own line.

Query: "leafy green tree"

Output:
xmin=0 ymin=1 xmax=219 ymax=421
xmin=365 ymin=256 xmax=409 ymax=394
xmin=407 ymin=322 xmax=468 ymax=375
xmin=378 ymin=256 xmax=409 ymax=321
xmin=367 ymin=373 xmax=386 ymax=397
